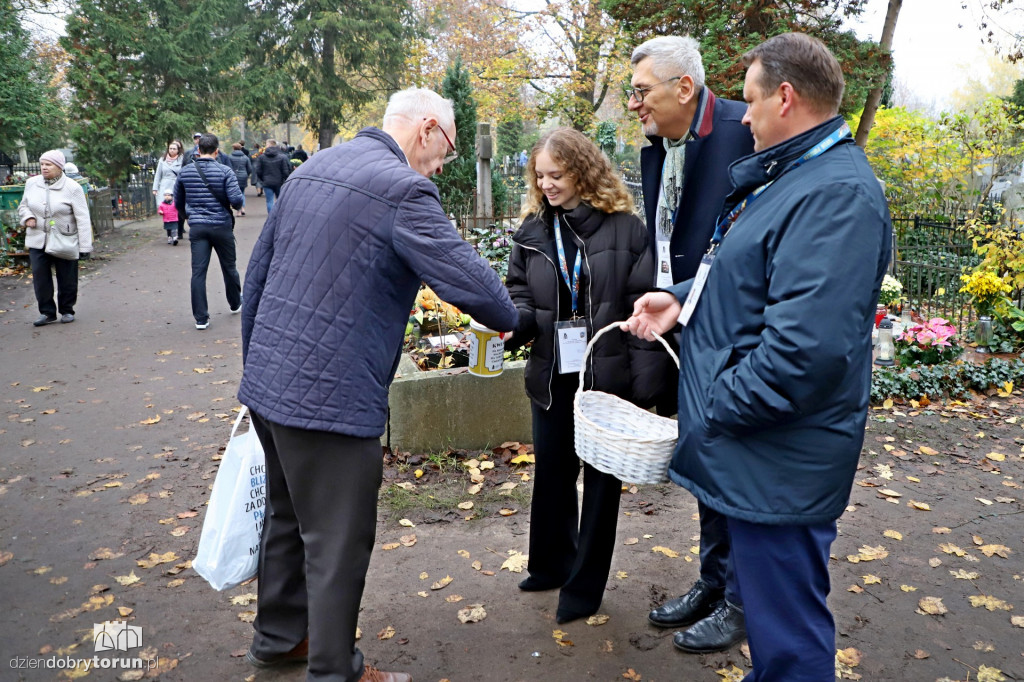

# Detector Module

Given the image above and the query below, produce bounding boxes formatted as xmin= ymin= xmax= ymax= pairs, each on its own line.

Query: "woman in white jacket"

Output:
xmin=152 ymin=140 xmax=184 ymax=240
xmin=17 ymin=150 xmax=93 ymax=326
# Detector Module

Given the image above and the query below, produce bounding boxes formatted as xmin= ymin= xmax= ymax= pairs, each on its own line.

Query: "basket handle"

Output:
xmin=576 ymin=320 xmax=681 ymax=391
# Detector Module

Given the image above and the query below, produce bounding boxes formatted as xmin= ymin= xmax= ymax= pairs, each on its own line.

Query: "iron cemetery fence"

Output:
xmin=890 ymin=217 xmax=981 ymax=329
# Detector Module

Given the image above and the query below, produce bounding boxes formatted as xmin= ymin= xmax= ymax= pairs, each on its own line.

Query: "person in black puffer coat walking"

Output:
xmin=253 ymin=139 xmax=292 ymax=214
xmin=504 ymin=128 xmax=673 ymax=624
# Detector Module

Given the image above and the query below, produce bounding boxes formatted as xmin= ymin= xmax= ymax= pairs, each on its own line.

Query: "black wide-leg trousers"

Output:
xmin=526 ymin=372 xmax=622 ymax=614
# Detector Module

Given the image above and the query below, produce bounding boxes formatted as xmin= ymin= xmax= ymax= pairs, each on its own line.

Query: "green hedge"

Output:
xmin=870 ymin=357 xmax=1024 ymax=403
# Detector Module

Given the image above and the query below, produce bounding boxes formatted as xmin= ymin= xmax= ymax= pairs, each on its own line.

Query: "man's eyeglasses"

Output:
xmin=427 ymin=118 xmax=459 ymax=164
xmin=625 ymin=76 xmax=682 ymax=104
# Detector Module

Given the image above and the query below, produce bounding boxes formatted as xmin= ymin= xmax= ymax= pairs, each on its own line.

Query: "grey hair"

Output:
xmin=383 ymin=87 xmax=455 ymax=131
xmin=631 ymin=36 xmax=705 ymax=91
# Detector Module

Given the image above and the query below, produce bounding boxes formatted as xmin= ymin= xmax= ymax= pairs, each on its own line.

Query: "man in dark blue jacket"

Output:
xmin=174 ymin=133 xmax=243 ymax=330
xmin=624 ymin=33 xmax=892 ymax=681
xmin=628 ymin=35 xmax=754 ymax=653
xmin=238 ymin=87 xmax=517 ymax=682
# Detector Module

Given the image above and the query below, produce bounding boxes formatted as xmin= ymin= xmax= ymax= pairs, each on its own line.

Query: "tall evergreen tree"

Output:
xmin=246 ymin=0 xmax=413 ymax=149
xmin=0 ymin=0 xmax=66 ymax=155
xmin=62 ymin=0 xmax=248 ymax=183
xmin=1008 ymin=78 xmax=1024 ymax=114
xmin=433 ymin=56 xmax=478 ymax=218
xmin=62 ymin=0 xmax=150 ymax=183
xmin=496 ymin=114 xmax=524 ymax=160
xmin=140 ymin=0 xmax=249 ymax=147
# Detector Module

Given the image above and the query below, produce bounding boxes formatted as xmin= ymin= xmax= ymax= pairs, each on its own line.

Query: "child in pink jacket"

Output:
xmin=157 ymin=191 xmax=180 ymax=245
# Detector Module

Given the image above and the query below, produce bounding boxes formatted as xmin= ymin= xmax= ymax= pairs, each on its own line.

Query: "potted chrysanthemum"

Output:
xmin=878 ymin=274 xmax=904 ymax=314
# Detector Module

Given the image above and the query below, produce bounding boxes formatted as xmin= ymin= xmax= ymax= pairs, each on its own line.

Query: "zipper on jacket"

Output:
xmin=514 ymin=239 xmax=560 ymax=411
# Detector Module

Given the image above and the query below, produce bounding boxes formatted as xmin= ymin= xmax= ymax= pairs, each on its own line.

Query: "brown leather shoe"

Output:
xmin=245 ymin=637 xmax=309 ymax=668
xmin=360 ymin=665 xmax=412 ymax=682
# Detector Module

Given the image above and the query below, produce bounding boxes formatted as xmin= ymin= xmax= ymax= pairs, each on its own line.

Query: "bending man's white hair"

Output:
xmin=383 ymin=87 xmax=455 ymax=130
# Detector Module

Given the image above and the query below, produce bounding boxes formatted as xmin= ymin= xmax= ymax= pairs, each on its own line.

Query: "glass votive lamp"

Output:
xmin=874 ymin=318 xmax=895 ymax=366
xmin=975 ymin=315 xmax=994 ymax=354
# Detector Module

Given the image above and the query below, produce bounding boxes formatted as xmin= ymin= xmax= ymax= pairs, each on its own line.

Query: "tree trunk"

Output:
xmin=855 ymin=0 xmax=903 ymax=148
xmin=318 ymin=32 xmax=338 ymax=149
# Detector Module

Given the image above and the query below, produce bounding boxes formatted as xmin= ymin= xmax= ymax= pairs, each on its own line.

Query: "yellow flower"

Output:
xmin=959 ymin=271 xmax=1010 ymax=299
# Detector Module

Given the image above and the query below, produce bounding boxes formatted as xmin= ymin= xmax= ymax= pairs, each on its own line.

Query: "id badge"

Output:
xmin=677 ymin=253 xmax=714 ymax=327
xmin=555 ymin=320 xmax=588 ymax=374
xmin=656 ymin=242 xmax=674 ymax=288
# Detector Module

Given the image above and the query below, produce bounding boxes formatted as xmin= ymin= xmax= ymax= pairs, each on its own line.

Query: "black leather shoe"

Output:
xmin=648 ymin=579 xmax=722 ymax=628
xmin=518 ymin=576 xmax=563 ymax=592
xmin=672 ymin=601 xmax=746 ymax=653
xmin=246 ymin=637 xmax=308 ymax=668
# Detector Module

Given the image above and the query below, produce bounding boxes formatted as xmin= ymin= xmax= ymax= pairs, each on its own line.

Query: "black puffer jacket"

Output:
xmin=505 ymin=203 xmax=673 ymax=410
xmin=255 ymin=146 xmax=292 ymax=190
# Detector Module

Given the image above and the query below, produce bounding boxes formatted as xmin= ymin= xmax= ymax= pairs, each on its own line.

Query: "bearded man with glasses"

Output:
xmin=627 ymin=35 xmax=754 ymax=655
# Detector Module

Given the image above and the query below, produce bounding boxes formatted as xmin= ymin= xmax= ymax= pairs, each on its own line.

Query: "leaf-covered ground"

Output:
xmin=0 ymin=204 xmax=1021 ymax=681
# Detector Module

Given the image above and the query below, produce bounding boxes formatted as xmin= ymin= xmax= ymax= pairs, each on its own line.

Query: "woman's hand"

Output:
xmin=621 ymin=292 xmax=681 ymax=341
xmin=25 ymin=218 xmax=37 ymax=229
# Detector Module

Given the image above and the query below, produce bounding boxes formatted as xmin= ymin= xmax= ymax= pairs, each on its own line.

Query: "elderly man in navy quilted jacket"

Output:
xmin=238 ymin=87 xmax=517 ymax=682
xmin=174 ymin=133 xmax=244 ymax=330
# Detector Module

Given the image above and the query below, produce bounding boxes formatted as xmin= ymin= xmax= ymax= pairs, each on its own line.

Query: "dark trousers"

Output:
xmin=188 ymin=222 xmax=241 ymax=324
xmin=656 ymin=396 xmax=739 ymax=606
xmin=699 ymin=502 xmax=739 ymax=604
xmin=29 ymin=248 xmax=78 ymax=317
xmin=527 ymin=373 xmax=622 ymax=613
xmin=728 ymin=517 xmax=837 ymax=682
xmin=249 ymin=412 xmax=383 ymax=682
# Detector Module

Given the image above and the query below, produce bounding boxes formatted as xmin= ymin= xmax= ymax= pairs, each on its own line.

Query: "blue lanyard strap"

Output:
xmin=553 ymin=213 xmax=582 ymax=314
xmin=709 ymin=123 xmax=851 ymax=252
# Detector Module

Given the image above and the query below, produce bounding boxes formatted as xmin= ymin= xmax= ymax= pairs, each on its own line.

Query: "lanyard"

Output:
xmin=708 ymin=123 xmax=851 ymax=254
xmin=553 ymin=213 xmax=581 ymax=315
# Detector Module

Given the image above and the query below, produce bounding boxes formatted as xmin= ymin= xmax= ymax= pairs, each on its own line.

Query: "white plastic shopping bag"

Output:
xmin=194 ymin=406 xmax=266 ymax=590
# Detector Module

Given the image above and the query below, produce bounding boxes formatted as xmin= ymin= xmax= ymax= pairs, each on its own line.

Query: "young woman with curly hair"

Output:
xmin=504 ymin=127 xmax=673 ymax=623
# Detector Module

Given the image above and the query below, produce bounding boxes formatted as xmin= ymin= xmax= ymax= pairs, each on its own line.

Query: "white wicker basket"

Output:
xmin=573 ymin=321 xmax=680 ymax=485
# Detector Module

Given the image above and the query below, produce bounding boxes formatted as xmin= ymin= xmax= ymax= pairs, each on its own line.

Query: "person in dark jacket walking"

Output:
xmin=628 ymin=35 xmax=755 ymax=654
xmin=624 ymin=33 xmax=892 ymax=681
xmin=504 ymin=128 xmax=671 ymax=624
xmin=182 ymin=132 xmax=202 ymax=166
xmin=238 ymin=87 xmax=517 ymax=682
xmin=183 ymin=131 xmax=232 ymax=168
xmin=227 ymin=143 xmax=253 ymax=216
xmin=290 ymin=144 xmax=308 ymax=162
xmin=174 ymin=133 xmax=244 ymax=330
xmin=254 ymin=139 xmax=291 ymax=214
